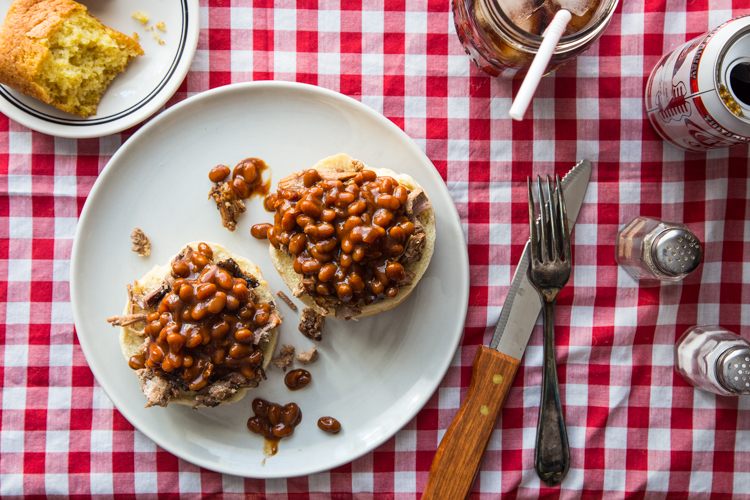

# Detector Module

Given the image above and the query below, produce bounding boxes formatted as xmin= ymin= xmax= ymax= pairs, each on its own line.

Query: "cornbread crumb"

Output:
xmin=156 ymin=21 xmax=166 ymax=32
xmin=132 ymin=10 xmax=148 ymax=24
xmin=158 ymin=40 xmax=165 ymax=45
xmin=152 ymin=33 xmax=160 ymax=41
xmin=0 ymin=0 xmax=144 ymax=117
xmin=132 ymin=32 xmax=139 ymax=41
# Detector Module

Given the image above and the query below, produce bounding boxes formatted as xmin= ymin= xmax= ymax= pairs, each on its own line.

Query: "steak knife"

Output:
xmin=421 ymin=160 xmax=592 ymax=500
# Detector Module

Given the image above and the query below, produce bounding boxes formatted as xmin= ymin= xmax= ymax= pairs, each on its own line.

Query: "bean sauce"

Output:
xmin=317 ymin=416 xmax=341 ymax=434
xmin=284 ymin=369 xmax=311 ymax=390
xmin=137 ymin=242 xmax=276 ymax=392
xmin=257 ymin=169 xmax=417 ymax=307
xmin=247 ymin=398 xmax=302 ymax=455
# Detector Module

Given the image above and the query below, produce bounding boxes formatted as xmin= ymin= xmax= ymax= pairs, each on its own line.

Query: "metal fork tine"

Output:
xmin=556 ymin=174 xmax=571 ymax=263
xmin=546 ymin=176 xmax=558 ymax=261
xmin=536 ymin=176 xmax=549 ymax=262
xmin=527 ymin=177 xmax=539 ymax=261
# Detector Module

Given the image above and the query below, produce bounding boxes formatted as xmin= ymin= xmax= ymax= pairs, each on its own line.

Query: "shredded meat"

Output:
xmin=400 ymin=219 xmax=426 ymax=265
xmin=405 ymin=188 xmax=432 ymax=218
xmin=130 ymin=228 xmax=151 ymax=256
xmin=276 ymin=290 xmax=297 ymax=311
xmin=209 ymin=180 xmax=246 ymax=231
xmin=272 ymin=344 xmax=296 ymax=371
xmin=299 ymin=308 xmax=325 ymax=341
xmin=296 ymin=345 xmax=318 ymax=365
xmin=135 ymin=277 xmax=174 ymax=309
xmin=106 ymin=313 xmax=148 ymax=328
xmin=216 ymin=258 xmax=260 ymax=288
xmin=192 ymin=372 xmax=261 ymax=409
xmin=254 ymin=313 xmax=281 ymax=345
xmin=277 ymin=158 xmax=364 ymax=192
xmin=136 ymin=369 xmax=179 ymax=408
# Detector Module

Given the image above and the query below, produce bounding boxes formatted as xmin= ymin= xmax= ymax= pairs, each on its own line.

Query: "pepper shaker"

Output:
xmin=675 ymin=326 xmax=750 ymax=396
xmin=615 ymin=216 xmax=703 ymax=282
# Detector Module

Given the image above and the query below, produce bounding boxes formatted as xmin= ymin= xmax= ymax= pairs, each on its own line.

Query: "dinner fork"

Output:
xmin=527 ymin=175 xmax=571 ymax=486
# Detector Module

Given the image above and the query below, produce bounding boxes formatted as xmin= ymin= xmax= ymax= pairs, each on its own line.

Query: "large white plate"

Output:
xmin=0 ymin=0 xmax=199 ymax=138
xmin=70 ymin=81 xmax=469 ymax=478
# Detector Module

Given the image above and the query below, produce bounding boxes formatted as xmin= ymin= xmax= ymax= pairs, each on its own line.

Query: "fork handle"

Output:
xmin=535 ymin=299 xmax=570 ymax=486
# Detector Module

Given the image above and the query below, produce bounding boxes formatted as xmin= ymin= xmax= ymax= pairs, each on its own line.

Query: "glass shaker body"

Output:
xmin=675 ymin=326 xmax=750 ymax=396
xmin=451 ymin=0 xmax=619 ymax=78
xmin=615 ymin=216 xmax=703 ymax=282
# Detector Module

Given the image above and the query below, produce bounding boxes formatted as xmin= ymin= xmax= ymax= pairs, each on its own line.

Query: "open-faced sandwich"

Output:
xmin=107 ymin=242 xmax=281 ymax=409
xmin=254 ymin=153 xmax=435 ymax=319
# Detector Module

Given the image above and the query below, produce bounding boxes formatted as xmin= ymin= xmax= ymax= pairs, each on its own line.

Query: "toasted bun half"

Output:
xmin=119 ymin=241 xmax=280 ymax=407
xmin=270 ymin=154 xmax=436 ymax=318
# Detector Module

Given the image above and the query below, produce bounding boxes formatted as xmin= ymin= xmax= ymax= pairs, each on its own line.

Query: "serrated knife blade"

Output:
xmin=422 ymin=159 xmax=592 ymax=500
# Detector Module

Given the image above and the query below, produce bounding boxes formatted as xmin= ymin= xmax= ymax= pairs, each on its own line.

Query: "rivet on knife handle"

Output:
xmin=421 ymin=346 xmax=520 ymax=500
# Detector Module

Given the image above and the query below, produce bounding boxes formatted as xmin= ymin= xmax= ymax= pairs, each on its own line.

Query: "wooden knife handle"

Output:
xmin=422 ymin=346 xmax=521 ymax=500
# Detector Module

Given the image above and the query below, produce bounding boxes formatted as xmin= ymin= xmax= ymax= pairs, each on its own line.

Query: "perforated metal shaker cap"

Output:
xmin=651 ymin=228 xmax=703 ymax=276
xmin=716 ymin=346 xmax=750 ymax=395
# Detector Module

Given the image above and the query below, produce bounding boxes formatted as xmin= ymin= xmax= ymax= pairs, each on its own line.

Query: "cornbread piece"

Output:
xmin=276 ymin=290 xmax=298 ymax=311
xmin=130 ymin=227 xmax=151 ymax=256
xmin=272 ymin=344 xmax=295 ymax=371
xmin=0 ymin=0 xmax=143 ymax=117
xmin=296 ymin=345 xmax=318 ymax=365
xmin=299 ymin=308 xmax=324 ymax=341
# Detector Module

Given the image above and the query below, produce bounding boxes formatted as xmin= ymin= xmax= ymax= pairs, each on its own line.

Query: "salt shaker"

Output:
xmin=615 ymin=216 xmax=703 ymax=282
xmin=675 ymin=326 xmax=750 ymax=396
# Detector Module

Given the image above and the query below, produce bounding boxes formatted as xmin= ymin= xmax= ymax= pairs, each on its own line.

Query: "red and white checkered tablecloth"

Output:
xmin=2 ymin=0 xmax=750 ymax=497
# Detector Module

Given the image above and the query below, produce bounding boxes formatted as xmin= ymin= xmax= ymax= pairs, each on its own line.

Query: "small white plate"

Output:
xmin=70 ymin=82 xmax=469 ymax=478
xmin=0 ymin=0 xmax=199 ymax=138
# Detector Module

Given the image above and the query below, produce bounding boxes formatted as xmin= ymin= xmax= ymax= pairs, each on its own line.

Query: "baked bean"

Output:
xmin=380 ymin=177 xmax=395 ymax=194
xmin=377 ymin=194 xmax=400 ymax=210
xmin=233 ymin=283 xmax=249 ymax=301
xmin=302 ymin=259 xmax=322 ymax=274
xmin=344 ymin=216 xmax=363 ymax=232
xmin=400 ymin=221 xmax=416 ymax=235
xmin=317 ymin=416 xmax=342 ymax=434
xmin=388 ymin=225 xmax=406 ymax=242
xmin=388 ymin=244 xmax=404 ymax=256
xmin=394 ymin=185 xmax=408 ymax=204
xmin=235 ymin=328 xmax=254 ymax=342
xmin=197 ymin=283 xmax=217 ymax=300
xmin=303 ymin=224 xmax=320 ymax=239
xmin=296 ymin=213 xmax=314 ymax=228
xmin=349 ymin=273 xmax=365 ymax=292
xmin=178 ymin=284 xmax=194 ymax=301
xmin=293 ymin=257 xmax=304 ymax=274
xmin=268 ymin=403 xmax=283 ymax=425
xmin=362 ymin=170 xmax=377 ymax=182
xmin=282 ymin=403 xmax=302 ymax=426
xmin=352 ymin=246 xmax=366 ymax=262
xmin=337 ymin=192 xmax=355 ymax=205
xmin=268 ymin=226 xmax=280 ymax=247
xmin=148 ymin=320 xmax=163 ymax=336
xmin=209 ymin=164 xmax=231 ymax=182
xmin=273 ymin=423 xmax=294 ymax=438
xmin=341 ymin=237 xmax=354 ymax=254
xmin=149 ymin=344 xmax=164 ymax=363
xmin=207 ymin=292 xmax=227 ymax=314
xmin=309 ymin=246 xmax=331 ymax=263
xmin=238 ymin=305 xmax=255 ymax=320
xmin=186 ymin=332 xmax=203 ymax=349
xmin=321 ymin=208 xmax=336 ymax=222
xmin=337 ymin=283 xmax=353 ymax=302
xmin=373 ymin=209 xmax=394 ymax=227
xmin=212 ymin=321 xmax=229 ymax=340
xmin=316 ymin=283 xmax=331 ymax=295
xmin=191 ymin=302 xmax=209 ymax=321
xmin=242 ymin=161 xmax=257 ymax=183
xmin=167 ymin=333 xmax=185 ymax=351
xmin=249 ymin=350 xmax=263 ymax=365
xmin=129 ymin=355 xmax=146 ymax=370
xmin=198 ymin=243 xmax=214 ymax=260
xmin=318 ymin=263 xmax=337 ymax=282
xmin=316 ymin=238 xmax=338 ymax=253
xmin=348 ymin=200 xmax=367 ymax=216
xmin=284 ymin=369 xmax=312 ymax=390
xmin=369 ymin=279 xmax=384 ymax=295
xmin=280 ymin=231 xmax=291 ymax=246
xmin=289 ymin=233 xmax=307 ymax=255
xmin=254 ymin=310 xmax=270 ymax=325
xmin=386 ymin=286 xmax=399 ymax=298
xmin=212 ymin=348 xmax=226 ymax=365
xmin=251 ymin=223 xmax=273 ymax=240
xmin=171 ymin=260 xmax=190 ymax=277
xmin=317 ymin=222 xmax=335 ymax=239
xmin=230 ymin=343 xmax=252 ymax=359
xmin=300 ymin=200 xmax=321 ymax=218
xmin=385 ymin=262 xmax=406 ymax=282
xmin=303 ymin=169 xmax=321 ymax=187
xmin=264 ymin=194 xmax=278 ymax=212
xmin=225 ymin=295 xmax=240 ymax=311
xmin=147 ymin=311 xmax=160 ymax=323
xmin=339 ymin=253 xmax=352 ymax=268
xmin=252 ymin=398 xmax=270 ymax=418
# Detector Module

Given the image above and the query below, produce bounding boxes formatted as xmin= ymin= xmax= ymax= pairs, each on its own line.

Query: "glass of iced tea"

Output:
xmin=453 ymin=0 xmax=619 ymax=78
